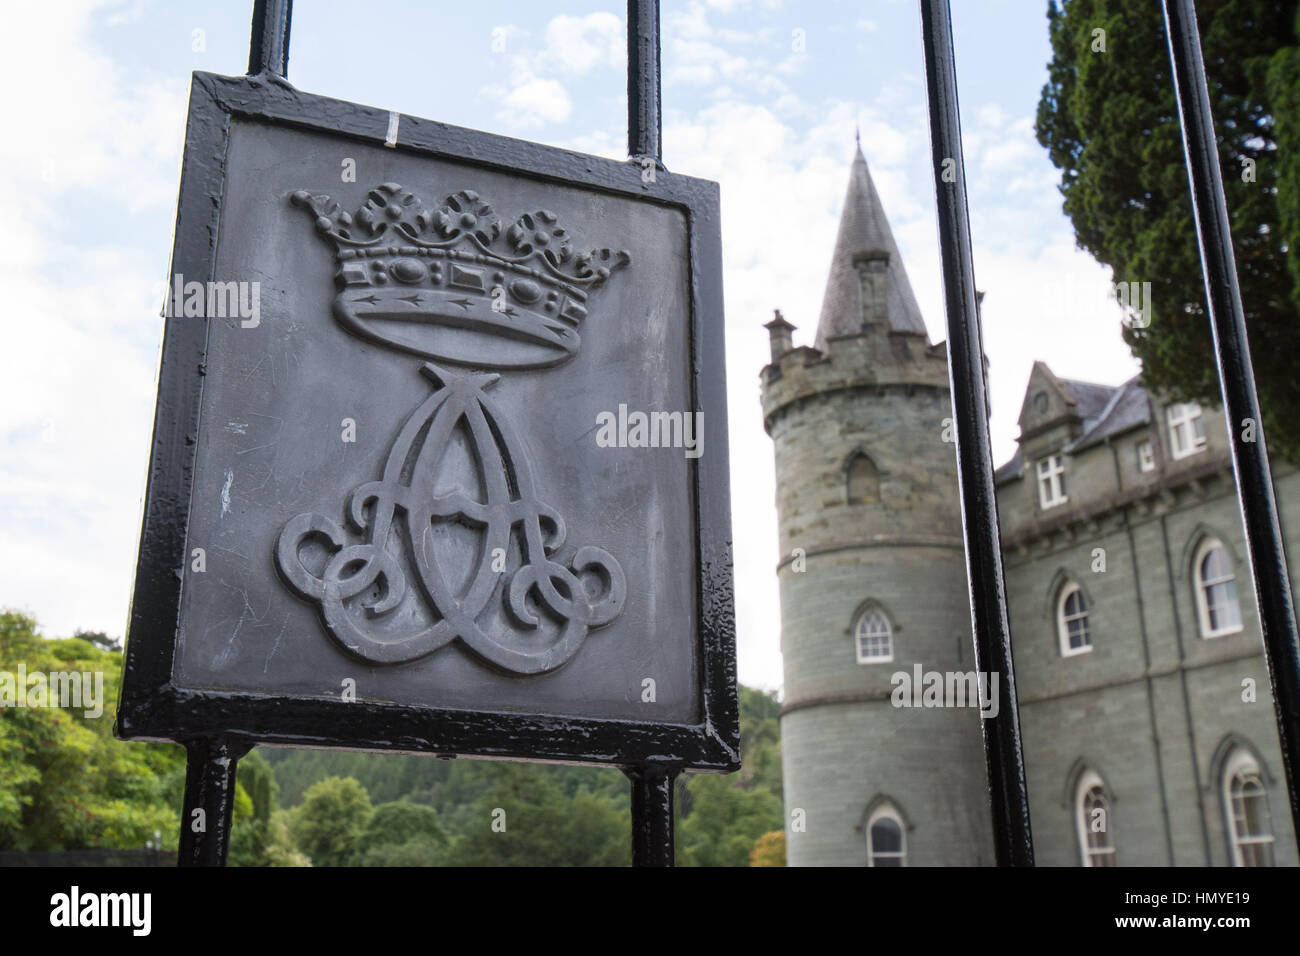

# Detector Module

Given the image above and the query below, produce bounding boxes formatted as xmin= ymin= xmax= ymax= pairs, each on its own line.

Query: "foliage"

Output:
xmin=678 ymin=773 xmax=783 ymax=867
xmin=737 ymin=685 xmax=782 ymax=794
xmin=749 ymin=829 xmax=786 ymax=866
xmin=289 ymin=776 xmax=373 ymax=867
xmin=1036 ymin=0 xmax=1300 ymax=459
xmin=677 ymin=686 xmax=784 ymax=867
xmin=437 ymin=763 xmax=630 ymax=867
xmin=229 ymin=750 xmax=309 ymax=866
xmin=0 ymin=611 xmax=185 ymax=852
xmin=1 ymin=609 xmax=787 ymax=866
xmin=362 ymin=799 xmax=446 ymax=848
xmin=1268 ymin=8 xmax=1300 ymax=298
xmin=353 ymin=834 xmax=448 ymax=866
xmin=263 ymin=745 xmax=455 ymax=807
xmin=353 ymin=799 xmax=449 ymax=866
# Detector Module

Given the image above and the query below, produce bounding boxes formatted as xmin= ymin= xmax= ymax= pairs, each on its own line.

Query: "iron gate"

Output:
xmin=169 ymin=0 xmax=1300 ymax=866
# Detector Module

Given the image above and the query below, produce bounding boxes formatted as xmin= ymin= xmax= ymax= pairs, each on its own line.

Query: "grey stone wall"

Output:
xmin=765 ymin=332 xmax=992 ymax=867
xmin=764 ymin=319 xmax=1299 ymax=866
xmin=997 ymin=397 xmax=1298 ymax=867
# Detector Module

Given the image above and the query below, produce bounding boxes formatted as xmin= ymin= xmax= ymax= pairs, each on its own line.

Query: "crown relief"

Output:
xmin=290 ymin=181 xmax=633 ymax=371
xmin=291 ymin=182 xmax=630 ymax=286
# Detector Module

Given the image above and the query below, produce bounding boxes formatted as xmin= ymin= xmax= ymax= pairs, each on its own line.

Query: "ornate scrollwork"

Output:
xmin=275 ymin=363 xmax=626 ymax=674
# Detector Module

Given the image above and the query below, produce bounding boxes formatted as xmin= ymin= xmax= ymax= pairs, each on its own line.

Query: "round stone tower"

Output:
xmin=761 ymin=146 xmax=993 ymax=866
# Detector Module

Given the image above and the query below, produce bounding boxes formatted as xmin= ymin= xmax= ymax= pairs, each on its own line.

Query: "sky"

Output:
xmin=0 ymin=0 xmax=1141 ymax=693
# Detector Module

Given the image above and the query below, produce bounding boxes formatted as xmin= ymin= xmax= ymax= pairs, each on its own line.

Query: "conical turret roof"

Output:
xmin=814 ymin=144 xmax=928 ymax=349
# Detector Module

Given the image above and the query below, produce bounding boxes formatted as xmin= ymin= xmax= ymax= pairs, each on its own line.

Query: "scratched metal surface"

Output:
xmin=170 ymin=119 xmax=700 ymax=722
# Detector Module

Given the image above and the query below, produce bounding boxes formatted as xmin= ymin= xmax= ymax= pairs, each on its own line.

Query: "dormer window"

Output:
xmin=1037 ymin=454 xmax=1067 ymax=509
xmin=853 ymin=250 xmax=891 ymax=327
xmin=1167 ymin=402 xmax=1207 ymax=459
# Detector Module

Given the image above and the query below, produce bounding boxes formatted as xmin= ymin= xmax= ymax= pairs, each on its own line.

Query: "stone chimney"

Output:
xmin=764 ymin=309 xmax=795 ymax=362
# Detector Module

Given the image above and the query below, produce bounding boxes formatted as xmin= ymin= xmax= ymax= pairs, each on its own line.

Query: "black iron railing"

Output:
xmin=194 ymin=0 xmax=1300 ymax=868
xmin=919 ymin=0 xmax=1035 ymax=867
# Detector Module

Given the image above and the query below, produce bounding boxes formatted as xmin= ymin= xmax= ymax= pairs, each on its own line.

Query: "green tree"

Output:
xmin=0 ymin=612 xmax=185 ymax=852
xmin=677 ymin=773 xmax=782 ymax=868
xmin=351 ymin=799 xmax=449 ymax=865
xmin=361 ymin=800 xmax=446 ymax=847
xmin=1036 ymin=0 xmax=1300 ymax=459
xmin=749 ymin=829 xmax=786 ymax=867
xmin=261 ymin=685 xmax=785 ymax=866
xmin=1269 ymin=10 xmax=1300 ymax=296
xmin=353 ymin=835 xmax=447 ymax=866
xmin=440 ymin=764 xmax=629 ymax=866
xmin=229 ymin=750 xmax=308 ymax=866
xmin=290 ymin=776 xmax=373 ymax=866
xmin=737 ymin=686 xmax=782 ymax=795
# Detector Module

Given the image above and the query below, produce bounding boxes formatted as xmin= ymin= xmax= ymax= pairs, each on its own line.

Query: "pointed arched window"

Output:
xmin=1223 ymin=748 xmax=1274 ymax=866
xmin=846 ymin=452 xmax=879 ymax=505
xmin=1194 ymin=537 xmax=1243 ymax=638
xmin=1056 ymin=582 xmax=1092 ymax=656
xmin=1074 ymin=770 xmax=1116 ymax=866
xmin=866 ymin=804 xmax=906 ymax=866
xmin=854 ymin=607 xmax=892 ymax=664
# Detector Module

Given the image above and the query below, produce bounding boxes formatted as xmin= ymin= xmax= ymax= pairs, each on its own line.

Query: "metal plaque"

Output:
xmin=118 ymin=73 xmax=737 ymax=771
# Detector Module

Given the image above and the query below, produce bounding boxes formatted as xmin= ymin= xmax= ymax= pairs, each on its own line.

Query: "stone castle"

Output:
xmin=761 ymin=145 xmax=1300 ymax=866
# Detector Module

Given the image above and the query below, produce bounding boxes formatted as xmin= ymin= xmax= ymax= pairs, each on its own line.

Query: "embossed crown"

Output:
xmin=292 ymin=183 xmax=631 ymax=369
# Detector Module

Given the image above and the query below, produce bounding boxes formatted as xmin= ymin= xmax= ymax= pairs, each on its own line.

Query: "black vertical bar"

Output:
xmin=625 ymin=765 xmax=677 ymax=866
xmin=178 ymin=738 xmax=248 ymax=867
xmin=1163 ymin=0 xmax=1300 ymax=841
xmin=918 ymin=0 xmax=1034 ymax=866
xmin=626 ymin=0 xmax=662 ymax=162
xmin=625 ymin=0 xmax=670 ymax=862
xmin=247 ymin=0 xmax=292 ymax=78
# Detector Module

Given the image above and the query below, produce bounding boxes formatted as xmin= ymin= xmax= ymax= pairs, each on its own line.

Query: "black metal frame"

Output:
xmin=117 ymin=0 xmax=736 ymax=868
xmin=919 ymin=0 xmax=1034 ymax=867
xmin=919 ymin=0 xmax=1300 ymax=863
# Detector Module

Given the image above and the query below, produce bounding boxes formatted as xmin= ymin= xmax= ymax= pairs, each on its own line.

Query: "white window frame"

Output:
xmin=1037 ymin=454 xmax=1068 ymax=509
xmin=854 ymin=608 xmax=893 ymax=664
xmin=1137 ymin=440 xmax=1155 ymax=473
xmin=1075 ymin=770 xmax=1116 ymax=867
xmin=866 ymin=805 xmax=906 ymax=867
xmin=1223 ymin=748 xmax=1274 ymax=867
xmin=1194 ymin=537 xmax=1244 ymax=638
xmin=1057 ymin=582 xmax=1092 ymax=657
xmin=1167 ymin=402 xmax=1207 ymax=460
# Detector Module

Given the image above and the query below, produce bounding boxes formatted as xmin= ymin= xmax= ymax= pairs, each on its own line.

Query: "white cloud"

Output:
xmin=0 ymin=0 xmax=187 ymax=640
xmin=663 ymin=4 xmax=800 ymax=100
xmin=540 ymin=12 xmax=624 ymax=74
xmin=704 ymin=0 xmax=785 ymax=11
xmin=501 ymin=76 xmax=573 ymax=125
xmin=482 ymin=12 xmax=627 ymax=129
xmin=774 ymin=50 xmax=807 ymax=77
